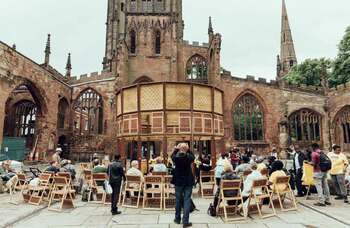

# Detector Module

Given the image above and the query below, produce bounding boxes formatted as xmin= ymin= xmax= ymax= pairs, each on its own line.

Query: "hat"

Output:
xmin=60 ymin=159 xmax=69 ymax=166
xmin=56 ymin=148 xmax=62 ymax=152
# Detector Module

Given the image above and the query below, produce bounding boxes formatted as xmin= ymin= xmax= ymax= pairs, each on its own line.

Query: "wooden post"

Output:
xmin=211 ymin=137 xmax=216 ymax=167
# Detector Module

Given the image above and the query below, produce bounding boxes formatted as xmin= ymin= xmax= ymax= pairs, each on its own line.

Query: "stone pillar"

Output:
xmin=0 ymin=97 xmax=5 ymax=152
xmin=323 ymin=114 xmax=331 ymax=151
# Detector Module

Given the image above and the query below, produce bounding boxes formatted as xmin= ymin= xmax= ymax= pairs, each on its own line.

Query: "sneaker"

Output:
xmin=174 ymin=219 xmax=181 ymax=224
xmin=314 ymin=202 xmax=326 ymax=207
xmin=325 ymin=202 xmax=331 ymax=206
xmin=183 ymin=223 xmax=192 ymax=228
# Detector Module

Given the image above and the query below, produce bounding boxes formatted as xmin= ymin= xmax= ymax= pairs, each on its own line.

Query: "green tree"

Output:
xmin=284 ymin=58 xmax=332 ymax=87
xmin=330 ymin=26 xmax=350 ymax=87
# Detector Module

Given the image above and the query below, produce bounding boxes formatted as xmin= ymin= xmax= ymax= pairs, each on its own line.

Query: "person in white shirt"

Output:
xmin=153 ymin=157 xmax=168 ymax=173
xmin=126 ymin=160 xmax=144 ymax=181
xmin=242 ymin=163 xmax=264 ymax=197
xmin=215 ymin=152 xmax=230 ymax=186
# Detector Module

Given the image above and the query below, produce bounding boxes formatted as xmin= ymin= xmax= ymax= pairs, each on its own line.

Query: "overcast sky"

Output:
xmin=1 ymin=0 xmax=349 ymax=80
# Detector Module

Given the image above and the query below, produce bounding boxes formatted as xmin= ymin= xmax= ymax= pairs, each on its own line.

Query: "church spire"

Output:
xmin=44 ymin=34 xmax=51 ymax=66
xmin=277 ymin=0 xmax=297 ymax=79
xmin=65 ymin=53 xmax=72 ymax=77
xmin=208 ymin=16 xmax=213 ymax=35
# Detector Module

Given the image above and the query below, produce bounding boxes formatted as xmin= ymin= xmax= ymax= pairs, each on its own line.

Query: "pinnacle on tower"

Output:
xmin=44 ymin=34 xmax=51 ymax=66
xmin=277 ymin=0 xmax=297 ymax=79
xmin=208 ymin=16 xmax=213 ymax=35
xmin=65 ymin=53 xmax=72 ymax=77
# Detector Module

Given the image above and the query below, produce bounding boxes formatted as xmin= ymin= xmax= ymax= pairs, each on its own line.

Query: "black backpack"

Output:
xmin=319 ymin=152 xmax=332 ymax=172
xmin=207 ymin=203 xmax=216 ymax=217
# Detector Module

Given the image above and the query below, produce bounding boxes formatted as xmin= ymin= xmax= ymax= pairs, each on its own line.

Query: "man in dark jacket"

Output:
xmin=172 ymin=143 xmax=195 ymax=228
xmin=292 ymin=145 xmax=307 ymax=197
xmin=108 ymin=154 xmax=125 ymax=215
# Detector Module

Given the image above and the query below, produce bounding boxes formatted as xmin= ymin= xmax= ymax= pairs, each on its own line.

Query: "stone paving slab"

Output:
xmin=2 ymin=191 xmax=349 ymax=228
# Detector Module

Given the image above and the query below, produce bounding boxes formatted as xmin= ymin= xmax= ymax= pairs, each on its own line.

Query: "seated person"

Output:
xmin=60 ymin=160 xmax=77 ymax=180
xmin=269 ymin=160 xmax=288 ymax=193
xmin=200 ymin=156 xmax=212 ymax=172
xmin=126 ymin=160 xmax=144 ymax=180
xmin=256 ymin=157 xmax=267 ymax=172
xmin=242 ymin=163 xmax=264 ymax=197
xmin=126 ymin=160 xmax=143 ymax=196
xmin=92 ymin=159 xmax=108 ymax=173
xmin=46 ymin=161 xmax=60 ymax=174
xmin=0 ymin=162 xmax=17 ymax=192
xmin=153 ymin=157 xmax=167 ymax=173
xmin=235 ymin=156 xmax=251 ymax=175
xmin=213 ymin=163 xmax=240 ymax=209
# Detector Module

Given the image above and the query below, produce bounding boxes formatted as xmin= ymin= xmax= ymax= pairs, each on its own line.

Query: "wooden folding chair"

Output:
xmin=217 ymin=179 xmax=246 ymax=222
xmin=57 ymin=172 xmax=76 ymax=198
xmin=246 ymin=179 xmax=276 ymax=219
xmin=83 ymin=169 xmax=92 ymax=185
xmin=88 ymin=173 xmax=108 ymax=204
xmin=143 ymin=175 xmax=163 ymax=210
xmin=121 ymin=175 xmax=143 ymax=208
xmin=163 ymin=175 xmax=175 ymax=210
xmin=260 ymin=168 xmax=269 ymax=177
xmin=199 ymin=170 xmax=215 ymax=198
xmin=242 ymin=170 xmax=253 ymax=181
xmin=14 ymin=173 xmax=29 ymax=194
xmin=28 ymin=173 xmax=52 ymax=205
xmin=270 ymin=176 xmax=298 ymax=212
xmin=152 ymin=171 xmax=167 ymax=176
xmin=48 ymin=176 xmax=75 ymax=211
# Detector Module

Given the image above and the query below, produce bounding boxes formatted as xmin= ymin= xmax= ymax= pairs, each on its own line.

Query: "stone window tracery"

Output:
xmin=289 ymin=109 xmax=321 ymax=142
xmin=186 ymin=54 xmax=208 ymax=81
xmin=14 ymin=101 xmax=37 ymax=137
xmin=232 ymin=94 xmax=264 ymax=141
xmin=74 ymin=89 xmax=103 ymax=135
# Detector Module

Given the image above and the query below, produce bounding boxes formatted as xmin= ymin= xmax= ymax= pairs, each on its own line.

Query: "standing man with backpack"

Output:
xmin=310 ymin=143 xmax=332 ymax=206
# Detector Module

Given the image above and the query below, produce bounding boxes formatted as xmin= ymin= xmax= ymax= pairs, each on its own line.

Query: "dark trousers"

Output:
xmin=175 ymin=185 xmax=193 ymax=224
xmin=295 ymin=168 xmax=306 ymax=195
xmin=110 ymin=181 xmax=122 ymax=212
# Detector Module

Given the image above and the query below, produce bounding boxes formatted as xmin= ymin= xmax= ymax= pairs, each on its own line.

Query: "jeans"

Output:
xmin=313 ymin=172 xmax=330 ymax=204
xmin=331 ymin=174 xmax=347 ymax=198
xmin=175 ymin=185 xmax=193 ymax=224
xmin=110 ymin=181 xmax=122 ymax=212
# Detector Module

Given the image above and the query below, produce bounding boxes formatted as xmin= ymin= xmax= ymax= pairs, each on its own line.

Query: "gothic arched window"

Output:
xmin=130 ymin=0 xmax=137 ymax=12
xmin=186 ymin=54 xmax=208 ymax=81
xmin=232 ymin=94 xmax=264 ymax=141
xmin=289 ymin=109 xmax=321 ymax=142
xmin=74 ymin=89 xmax=103 ymax=135
xmin=14 ymin=100 xmax=37 ymax=137
xmin=334 ymin=106 xmax=350 ymax=144
xmin=155 ymin=30 xmax=161 ymax=55
xmin=130 ymin=30 xmax=136 ymax=54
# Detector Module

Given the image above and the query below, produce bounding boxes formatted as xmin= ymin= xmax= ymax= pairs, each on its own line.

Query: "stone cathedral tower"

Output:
xmin=103 ymin=0 xmax=184 ymax=85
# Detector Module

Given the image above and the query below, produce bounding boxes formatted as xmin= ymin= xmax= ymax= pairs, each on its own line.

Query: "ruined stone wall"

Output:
xmin=0 ymin=42 xmax=71 ymax=160
xmin=221 ymin=74 xmax=328 ymax=155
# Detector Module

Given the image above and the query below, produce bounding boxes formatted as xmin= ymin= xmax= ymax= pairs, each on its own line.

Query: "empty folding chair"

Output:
xmin=143 ymin=176 xmax=163 ymax=210
xmin=199 ymin=170 xmax=215 ymax=198
xmin=48 ymin=176 xmax=75 ymax=211
xmin=163 ymin=175 xmax=175 ymax=210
